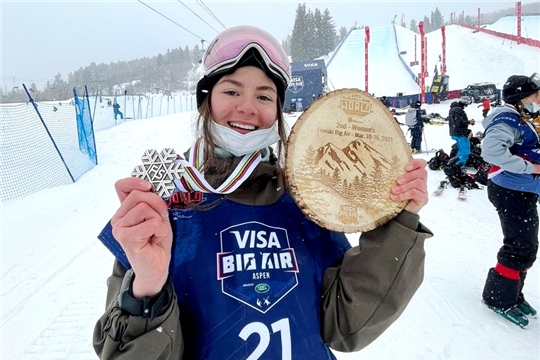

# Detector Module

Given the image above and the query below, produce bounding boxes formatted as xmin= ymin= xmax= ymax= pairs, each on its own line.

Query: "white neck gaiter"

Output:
xmin=210 ymin=120 xmax=280 ymax=156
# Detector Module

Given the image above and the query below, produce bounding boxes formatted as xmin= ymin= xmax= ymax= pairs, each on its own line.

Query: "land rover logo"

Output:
xmin=255 ymin=284 xmax=270 ymax=293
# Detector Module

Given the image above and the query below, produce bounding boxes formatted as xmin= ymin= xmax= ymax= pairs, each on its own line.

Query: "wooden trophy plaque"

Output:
xmin=286 ymin=89 xmax=411 ymax=233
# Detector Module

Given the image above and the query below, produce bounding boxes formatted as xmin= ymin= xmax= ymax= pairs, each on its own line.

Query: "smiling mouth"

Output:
xmin=228 ymin=122 xmax=258 ymax=132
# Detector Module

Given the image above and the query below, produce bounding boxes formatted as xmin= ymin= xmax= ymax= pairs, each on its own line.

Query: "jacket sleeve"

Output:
xmin=93 ymin=261 xmax=184 ymax=360
xmin=320 ymin=210 xmax=432 ymax=352
xmin=456 ymin=108 xmax=469 ymax=127
xmin=416 ymin=109 xmax=423 ymax=127
xmin=482 ymin=122 xmax=536 ymax=173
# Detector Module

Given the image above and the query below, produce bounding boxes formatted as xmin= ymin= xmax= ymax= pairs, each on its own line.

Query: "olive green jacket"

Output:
xmin=93 ymin=158 xmax=432 ymax=359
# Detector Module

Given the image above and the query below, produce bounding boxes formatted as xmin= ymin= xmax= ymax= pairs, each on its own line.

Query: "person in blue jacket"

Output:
xmin=113 ymin=101 xmax=123 ymax=120
xmin=481 ymin=73 xmax=540 ymax=328
xmin=93 ymin=25 xmax=432 ymax=359
xmin=448 ymin=96 xmax=475 ymax=167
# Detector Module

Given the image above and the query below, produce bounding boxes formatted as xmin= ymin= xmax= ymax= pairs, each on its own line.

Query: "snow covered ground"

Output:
xmin=2 ymin=17 xmax=539 ymax=360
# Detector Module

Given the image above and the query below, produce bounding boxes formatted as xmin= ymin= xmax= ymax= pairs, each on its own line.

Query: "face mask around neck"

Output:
xmin=524 ymin=100 xmax=540 ymax=114
xmin=210 ymin=121 xmax=281 ymax=156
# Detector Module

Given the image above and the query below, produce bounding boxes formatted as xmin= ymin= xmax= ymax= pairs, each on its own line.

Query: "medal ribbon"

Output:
xmin=173 ymin=138 xmax=261 ymax=194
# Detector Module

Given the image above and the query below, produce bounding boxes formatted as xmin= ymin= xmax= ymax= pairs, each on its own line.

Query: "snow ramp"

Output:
xmin=327 ymin=25 xmax=419 ymax=97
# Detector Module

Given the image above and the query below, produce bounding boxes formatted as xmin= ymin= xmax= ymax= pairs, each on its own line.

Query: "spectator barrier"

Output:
xmin=460 ymin=23 xmax=540 ymax=48
xmin=1 ymin=89 xmax=197 ymax=202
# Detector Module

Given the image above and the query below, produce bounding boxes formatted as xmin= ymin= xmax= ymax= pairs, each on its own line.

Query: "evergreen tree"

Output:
xmin=291 ymin=4 xmax=339 ymax=60
xmin=282 ymin=35 xmax=291 ymax=55
xmin=422 ymin=16 xmax=432 ymax=32
xmin=410 ymin=19 xmax=418 ymax=33
xmin=331 ymin=167 xmax=342 ymax=188
xmin=291 ymin=3 xmax=309 ymax=61
xmin=431 ymin=8 xmax=445 ymax=30
xmin=320 ymin=8 xmax=338 ymax=56
xmin=338 ymin=26 xmax=348 ymax=43
xmin=304 ymin=8 xmax=318 ymax=60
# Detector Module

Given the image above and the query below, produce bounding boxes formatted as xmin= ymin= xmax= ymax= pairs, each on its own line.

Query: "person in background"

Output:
xmin=113 ymin=101 xmax=123 ymax=120
xmin=380 ymin=95 xmax=390 ymax=108
xmin=93 ymin=25 xmax=432 ymax=359
xmin=481 ymin=73 xmax=540 ymax=328
xmin=475 ymin=131 xmax=484 ymax=141
xmin=478 ymin=97 xmax=491 ymax=118
xmin=448 ymin=96 xmax=475 ymax=167
xmin=492 ymin=98 xmax=504 ymax=108
xmin=389 ymin=107 xmax=401 ymax=124
xmin=409 ymin=100 xmax=424 ymax=153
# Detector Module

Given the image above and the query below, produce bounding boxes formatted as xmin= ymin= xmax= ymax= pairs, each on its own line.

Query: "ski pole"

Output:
xmin=423 ymin=130 xmax=430 ymax=155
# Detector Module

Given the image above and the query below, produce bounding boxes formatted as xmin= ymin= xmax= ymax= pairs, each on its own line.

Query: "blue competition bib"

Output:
xmin=99 ymin=193 xmax=351 ymax=360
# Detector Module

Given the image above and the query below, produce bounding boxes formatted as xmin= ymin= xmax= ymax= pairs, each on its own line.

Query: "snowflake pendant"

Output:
xmin=131 ymin=148 xmax=184 ymax=198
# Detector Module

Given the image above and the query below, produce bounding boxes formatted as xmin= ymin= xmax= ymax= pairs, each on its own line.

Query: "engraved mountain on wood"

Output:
xmin=294 ymin=136 xmax=403 ymax=211
xmin=314 ymin=139 xmax=393 ymax=183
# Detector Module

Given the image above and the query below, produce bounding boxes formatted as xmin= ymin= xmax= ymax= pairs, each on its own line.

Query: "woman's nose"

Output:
xmin=236 ymin=96 xmax=257 ymax=114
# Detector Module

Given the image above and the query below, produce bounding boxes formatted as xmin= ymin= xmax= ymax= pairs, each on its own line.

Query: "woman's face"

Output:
xmin=210 ymin=66 xmax=278 ymax=134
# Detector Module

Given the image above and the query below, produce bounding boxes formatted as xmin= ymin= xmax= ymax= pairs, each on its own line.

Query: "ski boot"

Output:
xmin=518 ymin=296 xmax=537 ymax=317
xmin=483 ymin=301 xmax=529 ymax=328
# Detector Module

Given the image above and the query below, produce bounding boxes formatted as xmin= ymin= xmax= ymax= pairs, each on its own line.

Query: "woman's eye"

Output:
xmin=224 ymin=90 xmax=238 ymax=96
xmin=258 ymin=95 xmax=272 ymax=101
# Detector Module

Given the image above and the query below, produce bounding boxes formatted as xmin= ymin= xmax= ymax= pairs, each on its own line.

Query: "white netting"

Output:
xmin=1 ymin=92 xmax=198 ymax=202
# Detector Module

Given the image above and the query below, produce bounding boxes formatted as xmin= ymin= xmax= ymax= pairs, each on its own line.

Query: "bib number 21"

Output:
xmin=238 ymin=318 xmax=291 ymax=360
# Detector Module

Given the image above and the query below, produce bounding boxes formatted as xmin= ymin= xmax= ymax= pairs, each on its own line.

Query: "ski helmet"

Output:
xmin=458 ymin=96 xmax=472 ymax=106
xmin=196 ymin=25 xmax=291 ymax=109
xmin=502 ymin=73 xmax=540 ymax=104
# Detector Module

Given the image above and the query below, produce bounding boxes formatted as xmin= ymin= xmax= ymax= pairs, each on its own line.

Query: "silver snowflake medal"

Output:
xmin=131 ymin=148 xmax=184 ymax=198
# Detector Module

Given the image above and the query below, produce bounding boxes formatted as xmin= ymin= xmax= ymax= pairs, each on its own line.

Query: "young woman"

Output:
xmin=481 ymin=73 xmax=540 ymax=328
xmin=93 ymin=25 xmax=432 ymax=359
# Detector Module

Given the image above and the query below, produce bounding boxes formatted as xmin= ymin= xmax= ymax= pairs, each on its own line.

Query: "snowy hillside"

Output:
xmin=2 ymin=17 xmax=539 ymax=360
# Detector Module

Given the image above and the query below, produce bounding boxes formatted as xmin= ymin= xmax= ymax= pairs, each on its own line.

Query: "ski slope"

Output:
xmin=485 ymin=14 xmax=540 ymax=40
xmin=327 ymin=25 xmax=420 ymax=96
xmin=327 ymin=17 xmax=539 ymax=96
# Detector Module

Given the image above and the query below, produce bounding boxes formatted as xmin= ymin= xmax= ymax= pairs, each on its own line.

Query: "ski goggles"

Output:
xmin=530 ymin=72 xmax=540 ymax=91
xmin=203 ymin=25 xmax=291 ymax=86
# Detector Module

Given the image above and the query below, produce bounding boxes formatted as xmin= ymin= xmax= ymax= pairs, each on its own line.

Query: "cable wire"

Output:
xmin=138 ymin=0 xmax=206 ymax=42
xmin=177 ymin=0 xmax=220 ymax=34
xmin=196 ymin=0 xmax=227 ymax=30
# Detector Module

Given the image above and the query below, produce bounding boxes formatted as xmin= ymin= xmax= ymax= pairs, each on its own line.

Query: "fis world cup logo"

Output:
xmin=339 ymin=97 xmax=373 ymax=117
xmin=217 ymin=221 xmax=299 ymax=313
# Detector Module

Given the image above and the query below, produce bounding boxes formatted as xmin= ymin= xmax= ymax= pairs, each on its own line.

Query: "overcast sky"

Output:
xmin=1 ymin=0 xmax=534 ymax=90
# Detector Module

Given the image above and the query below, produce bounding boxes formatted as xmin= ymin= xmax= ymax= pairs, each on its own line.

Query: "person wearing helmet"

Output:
xmin=447 ymin=96 xmax=476 ymax=167
xmin=93 ymin=25 xmax=432 ymax=359
xmin=408 ymin=99 xmax=424 ymax=153
xmin=480 ymin=73 xmax=540 ymax=328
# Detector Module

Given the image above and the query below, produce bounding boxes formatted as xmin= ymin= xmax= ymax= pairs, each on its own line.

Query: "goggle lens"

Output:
xmin=203 ymin=26 xmax=291 ymax=85
xmin=530 ymin=72 xmax=540 ymax=90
